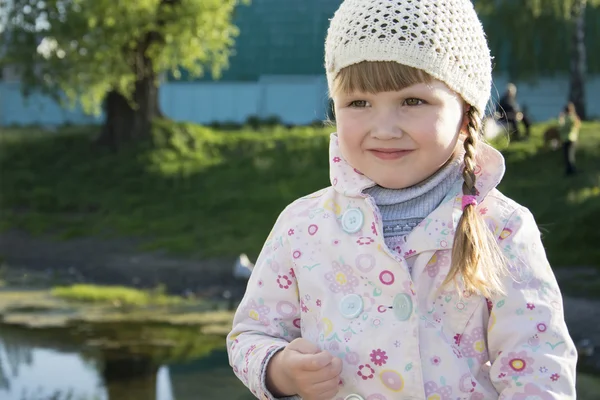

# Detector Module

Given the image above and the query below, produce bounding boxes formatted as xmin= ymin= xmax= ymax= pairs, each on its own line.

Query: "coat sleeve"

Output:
xmin=487 ymin=206 xmax=577 ymax=399
xmin=226 ymin=206 xmax=302 ymax=400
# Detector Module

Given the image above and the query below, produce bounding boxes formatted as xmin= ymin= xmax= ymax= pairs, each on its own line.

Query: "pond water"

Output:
xmin=0 ymin=329 xmax=254 ymax=400
xmin=2 ymin=324 xmax=600 ymax=400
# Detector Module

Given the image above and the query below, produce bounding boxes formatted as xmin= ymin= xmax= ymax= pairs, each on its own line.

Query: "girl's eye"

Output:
xmin=349 ymin=100 xmax=369 ymax=108
xmin=404 ymin=98 xmax=424 ymax=106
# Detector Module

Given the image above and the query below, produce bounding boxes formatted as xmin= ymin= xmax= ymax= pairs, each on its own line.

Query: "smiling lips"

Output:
xmin=369 ymin=148 xmax=413 ymax=160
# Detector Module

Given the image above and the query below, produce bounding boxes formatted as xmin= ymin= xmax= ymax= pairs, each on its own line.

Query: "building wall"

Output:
xmin=1 ymin=74 xmax=599 ymax=127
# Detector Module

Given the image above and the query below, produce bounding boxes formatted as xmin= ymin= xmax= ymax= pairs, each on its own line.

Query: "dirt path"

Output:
xmin=0 ymin=229 xmax=248 ymax=298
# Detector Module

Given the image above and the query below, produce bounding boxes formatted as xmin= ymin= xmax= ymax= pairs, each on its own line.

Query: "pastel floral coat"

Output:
xmin=227 ymin=134 xmax=577 ymax=400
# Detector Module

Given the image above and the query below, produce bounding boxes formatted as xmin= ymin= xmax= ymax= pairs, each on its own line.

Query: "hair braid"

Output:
xmin=442 ymin=107 xmax=507 ymax=298
xmin=462 ymin=112 xmax=479 ymax=196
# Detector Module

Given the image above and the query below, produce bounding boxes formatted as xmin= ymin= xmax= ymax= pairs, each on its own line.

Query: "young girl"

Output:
xmin=227 ymin=1 xmax=577 ymax=399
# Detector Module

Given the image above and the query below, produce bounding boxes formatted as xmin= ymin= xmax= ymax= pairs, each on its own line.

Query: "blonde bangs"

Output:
xmin=331 ymin=61 xmax=433 ymax=97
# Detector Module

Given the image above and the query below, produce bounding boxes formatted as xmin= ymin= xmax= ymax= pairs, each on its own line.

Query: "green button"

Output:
xmin=393 ymin=293 xmax=413 ymax=321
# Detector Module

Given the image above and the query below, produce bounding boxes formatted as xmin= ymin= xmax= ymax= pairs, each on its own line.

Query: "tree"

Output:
xmin=0 ymin=0 xmax=249 ymax=148
xmin=476 ymin=0 xmax=600 ymax=120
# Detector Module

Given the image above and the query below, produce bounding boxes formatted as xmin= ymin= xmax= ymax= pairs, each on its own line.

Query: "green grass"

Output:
xmin=495 ymin=121 xmax=600 ymax=266
xmin=0 ymin=119 xmax=598 ymax=267
xmin=50 ymin=284 xmax=183 ymax=306
xmin=0 ymin=121 xmax=331 ymax=258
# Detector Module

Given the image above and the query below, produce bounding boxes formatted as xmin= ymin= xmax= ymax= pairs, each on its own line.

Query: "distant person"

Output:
xmin=497 ymin=83 xmax=531 ymax=140
xmin=227 ymin=1 xmax=576 ymax=399
xmin=559 ymin=102 xmax=581 ymax=175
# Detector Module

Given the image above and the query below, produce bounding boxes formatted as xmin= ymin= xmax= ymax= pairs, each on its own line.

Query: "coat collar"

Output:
xmin=328 ymin=132 xmax=506 ymax=255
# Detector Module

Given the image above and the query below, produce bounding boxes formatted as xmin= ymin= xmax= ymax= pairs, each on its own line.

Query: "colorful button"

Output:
xmin=339 ymin=294 xmax=363 ymax=319
xmin=342 ymin=208 xmax=364 ymax=233
xmin=392 ymin=293 xmax=413 ymax=321
xmin=344 ymin=394 xmax=365 ymax=400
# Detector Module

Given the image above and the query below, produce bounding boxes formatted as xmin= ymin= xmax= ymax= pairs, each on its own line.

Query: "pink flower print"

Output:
xmin=371 ymin=222 xmax=378 ymax=235
xmin=357 ymin=237 xmax=374 ymax=245
xmin=404 ymin=249 xmax=416 ymax=257
xmin=289 ymin=268 xmax=296 ymax=278
xmin=454 ymin=334 xmax=462 ymax=346
xmin=369 ymin=349 xmax=388 ymax=366
xmin=277 ymin=274 xmax=293 ymax=289
xmin=287 ymin=229 xmax=295 ymax=236
xmin=479 ymin=207 xmax=488 ymax=215
xmin=325 ymin=261 xmax=359 ymax=294
xmin=316 ymin=299 xmax=322 ymax=307
xmin=301 ymin=299 xmax=309 ymax=313
xmin=333 ymin=156 xmax=341 ymax=163
xmin=527 ymin=303 xmax=535 ymax=310
xmin=537 ymin=322 xmax=547 ymax=333
xmin=345 ymin=351 xmax=360 ymax=365
xmin=512 ymin=383 xmax=554 ymax=400
xmin=357 ymin=364 xmax=375 ymax=380
xmin=292 ymin=250 xmax=302 ymax=259
xmin=431 ymin=356 xmax=441 ymax=366
xmin=486 ymin=298 xmax=494 ymax=313
xmin=458 ymin=327 xmax=488 ymax=363
xmin=550 ymin=373 xmax=560 ymax=382
xmin=424 ymin=381 xmax=452 ymax=400
xmin=500 ymin=351 xmax=535 ymax=377
xmin=241 ymin=299 xmax=271 ymax=326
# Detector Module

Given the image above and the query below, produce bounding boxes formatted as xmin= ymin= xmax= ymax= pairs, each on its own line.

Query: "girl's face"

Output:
xmin=333 ymin=79 xmax=467 ymax=189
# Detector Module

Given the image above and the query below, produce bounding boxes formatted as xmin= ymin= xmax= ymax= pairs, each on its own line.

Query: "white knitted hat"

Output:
xmin=325 ymin=0 xmax=492 ymax=112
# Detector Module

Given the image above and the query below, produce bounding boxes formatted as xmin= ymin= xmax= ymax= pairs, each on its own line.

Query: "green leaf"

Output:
xmin=0 ymin=0 xmax=251 ymax=114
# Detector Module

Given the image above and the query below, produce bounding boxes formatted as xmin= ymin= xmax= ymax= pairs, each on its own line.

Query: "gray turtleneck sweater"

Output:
xmin=363 ymin=155 xmax=463 ymax=259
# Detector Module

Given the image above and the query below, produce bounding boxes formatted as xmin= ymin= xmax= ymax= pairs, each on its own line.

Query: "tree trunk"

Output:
xmin=96 ymin=76 xmax=160 ymax=150
xmin=569 ymin=0 xmax=587 ymax=120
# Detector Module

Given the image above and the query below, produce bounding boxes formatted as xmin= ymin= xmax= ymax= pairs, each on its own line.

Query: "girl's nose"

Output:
xmin=371 ymin=108 xmax=404 ymax=140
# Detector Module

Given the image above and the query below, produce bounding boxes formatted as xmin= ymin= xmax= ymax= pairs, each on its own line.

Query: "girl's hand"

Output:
xmin=266 ymin=338 xmax=343 ymax=400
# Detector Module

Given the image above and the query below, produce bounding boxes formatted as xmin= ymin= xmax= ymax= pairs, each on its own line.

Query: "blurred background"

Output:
xmin=0 ymin=0 xmax=598 ymax=399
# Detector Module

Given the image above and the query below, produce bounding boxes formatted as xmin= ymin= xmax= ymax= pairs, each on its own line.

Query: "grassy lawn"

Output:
xmin=0 ymin=119 xmax=598 ymax=267
xmin=495 ymin=121 xmax=600 ymax=267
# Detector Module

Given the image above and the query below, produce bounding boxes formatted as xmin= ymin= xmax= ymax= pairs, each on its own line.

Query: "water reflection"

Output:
xmin=0 ymin=328 xmax=252 ymax=400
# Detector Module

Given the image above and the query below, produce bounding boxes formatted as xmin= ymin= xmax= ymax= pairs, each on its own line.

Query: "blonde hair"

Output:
xmin=331 ymin=61 xmax=507 ymax=298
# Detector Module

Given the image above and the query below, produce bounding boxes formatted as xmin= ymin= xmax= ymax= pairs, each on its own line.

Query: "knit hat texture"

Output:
xmin=325 ymin=0 xmax=492 ymax=112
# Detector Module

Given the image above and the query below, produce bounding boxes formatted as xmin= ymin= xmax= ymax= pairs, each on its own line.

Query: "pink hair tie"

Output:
xmin=462 ymin=195 xmax=477 ymax=210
